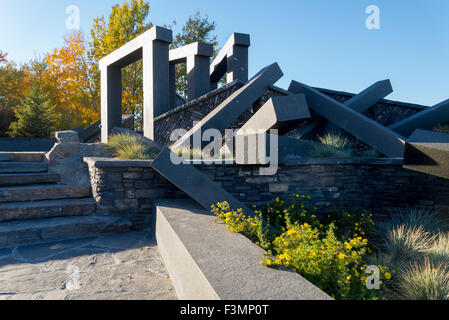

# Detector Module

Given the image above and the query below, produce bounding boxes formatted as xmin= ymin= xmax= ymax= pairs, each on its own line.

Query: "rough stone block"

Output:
xmin=403 ymin=129 xmax=449 ymax=179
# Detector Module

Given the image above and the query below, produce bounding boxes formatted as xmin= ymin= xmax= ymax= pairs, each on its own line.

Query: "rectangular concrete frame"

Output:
xmin=171 ymin=63 xmax=284 ymax=150
xmin=288 ymin=81 xmax=405 ymax=158
xmin=390 ymin=98 xmax=449 ymax=138
xmin=237 ymin=94 xmax=311 ymax=135
xmin=403 ymin=129 xmax=449 ymax=180
xmin=155 ymin=199 xmax=333 ymax=300
xmin=151 ymin=147 xmax=253 ymax=215
xmin=169 ymin=42 xmax=214 ymax=101
xmin=305 ymin=80 xmax=393 ymax=139
xmin=210 ymin=33 xmax=250 ymax=88
xmin=234 ymin=133 xmax=314 ymax=165
xmin=99 ymin=26 xmax=173 ymax=142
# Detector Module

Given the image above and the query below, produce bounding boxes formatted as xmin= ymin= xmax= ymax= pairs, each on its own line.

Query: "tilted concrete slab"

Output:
xmin=403 ymin=129 xmax=449 ymax=180
xmin=210 ymin=33 xmax=250 ymax=87
xmin=390 ymin=98 xmax=449 ymax=138
xmin=171 ymin=63 xmax=284 ymax=150
xmin=305 ymin=80 xmax=393 ymax=139
xmin=345 ymin=79 xmax=393 ymax=113
xmin=155 ymin=199 xmax=332 ymax=300
xmin=237 ymin=94 xmax=310 ymax=135
xmin=151 ymin=147 xmax=252 ymax=214
xmin=288 ymin=80 xmax=405 ymax=158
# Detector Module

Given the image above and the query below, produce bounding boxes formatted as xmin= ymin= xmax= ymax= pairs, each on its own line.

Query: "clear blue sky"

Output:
xmin=1 ymin=0 xmax=448 ymax=106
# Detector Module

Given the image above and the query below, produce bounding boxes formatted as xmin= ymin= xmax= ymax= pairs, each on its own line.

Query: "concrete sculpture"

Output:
xmin=171 ymin=63 xmax=283 ymax=150
xmin=403 ymin=129 xmax=449 ymax=179
xmin=99 ymin=26 xmax=173 ymax=142
xmin=288 ymin=80 xmax=405 ymax=158
xmin=390 ymin=98 xmax=449 ymax=137
xmin=169 ymin=42 xmax=213 ymax=102
xmin=210 ymin=33 xmax=250 ymax=89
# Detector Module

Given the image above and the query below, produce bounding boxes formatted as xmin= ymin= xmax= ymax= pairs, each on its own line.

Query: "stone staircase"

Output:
xmin=0 ymin=152 xmax=131 ymax=248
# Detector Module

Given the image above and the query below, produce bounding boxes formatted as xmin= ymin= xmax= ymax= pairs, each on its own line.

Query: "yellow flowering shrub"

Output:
xmin=211 ymin=201 xmax=271 ymax=249
xmin=212 ymin=194 xmax=392 ymax=300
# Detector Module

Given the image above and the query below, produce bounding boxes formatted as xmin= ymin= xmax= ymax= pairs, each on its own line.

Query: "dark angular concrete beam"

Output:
xmin=151 ymin=147 xmax=253 ymax=214
xmin=288 ymin=80 xmax=405 ymax=158
xmin=403 ymin=129 xmax=449 ymax=180
xmin=237 ymin=94 xmax=311 ymax=136
xmin=345 ymin=79 xmax=393 ymax=113
xmin=172 ymin=63 xmax=284 ymax=150
xmin=390 ymin=98 xmax=449 ymax=138
xmin=307 ymin=80 xmax=393 ymax=139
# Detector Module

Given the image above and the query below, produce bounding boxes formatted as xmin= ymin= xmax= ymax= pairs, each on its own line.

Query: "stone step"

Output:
xmin=0 ymin=162 xmax=48 ymax=174
xmin=0 ymin=184 xmax=92 ymax=203
xmin=0 ymin=152 xmax=45 ymax=162
xmin=0 ymin=198 xmax=96 ymax=222
xmin=0 ymin=215 xmax=131 ymax=248
xmin=0 ymin=173 xmax=60 ymax=186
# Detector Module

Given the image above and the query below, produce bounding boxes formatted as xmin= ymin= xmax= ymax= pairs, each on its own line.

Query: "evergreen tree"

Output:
xmin=8 ymin=83 xmax=57 ymax=137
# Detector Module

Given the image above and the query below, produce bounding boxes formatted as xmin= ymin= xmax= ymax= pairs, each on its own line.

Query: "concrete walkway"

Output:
xmin=0 ymin=231 xmax=177 ymax=300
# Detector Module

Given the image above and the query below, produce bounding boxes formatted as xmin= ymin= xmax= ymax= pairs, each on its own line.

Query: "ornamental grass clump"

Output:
xmin=107 ymin=133 xmax=160 ymax=160
xmin=398 ymin=259 xmax=449 ymax=300
xmin=374 ymin=207 xmax=449 ymax=300
xmin=308 ymin=131 xmax=352 ymax=158
xmin=433 ymin=123 xmax=449 ymax=134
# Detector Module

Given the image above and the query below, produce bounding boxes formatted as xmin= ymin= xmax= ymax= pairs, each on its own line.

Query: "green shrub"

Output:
xmin=308 ymin=131 xmax=352 ymax=158
xmin=433 ymin=123 xmax=449 ymax=134
xmin=308 ymin=143 xmax=351 ymax=158
xmin=107 ymin=133 xmax=160 ymax=160
xmin=8 ymin=82 xmax=57 ymax=138
xmin=399 ymin=259 xmax=449 ymax=300
xmin=319 ymin=131 xmax=351 ymax=149
xmin=212 ymin=195 xmax=391 ymax=300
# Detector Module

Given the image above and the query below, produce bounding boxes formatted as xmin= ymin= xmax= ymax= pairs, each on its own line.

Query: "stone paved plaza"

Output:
xmin=0 ymin=231 xmax=177 ymax=300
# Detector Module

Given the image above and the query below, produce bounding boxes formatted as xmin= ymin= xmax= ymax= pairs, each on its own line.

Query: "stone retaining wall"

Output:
xmin=85 ymin=157 xmax=449 ymax=230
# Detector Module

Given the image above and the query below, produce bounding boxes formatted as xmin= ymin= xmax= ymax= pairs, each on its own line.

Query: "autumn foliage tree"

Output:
xmin=45 ymin=31 xmax=99 ymax=129
xmin=0 ymin=51 xmax=7 ymax=64
xmin=89 ymin=0 xmax=152 ymax=131
xmin=1 ymin=1 xmax=220 ymax=136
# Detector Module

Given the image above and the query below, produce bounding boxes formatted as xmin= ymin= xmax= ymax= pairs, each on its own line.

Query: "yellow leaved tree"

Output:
xmin=45 ymin=31 xmax=99 ymax=129
xmin=89 ymin=0 xmax=152 ymax=131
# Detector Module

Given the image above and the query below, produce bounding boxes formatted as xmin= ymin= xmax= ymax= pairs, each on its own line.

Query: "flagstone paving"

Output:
xmin=0 ymin=231 xmax=177 ymax=300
